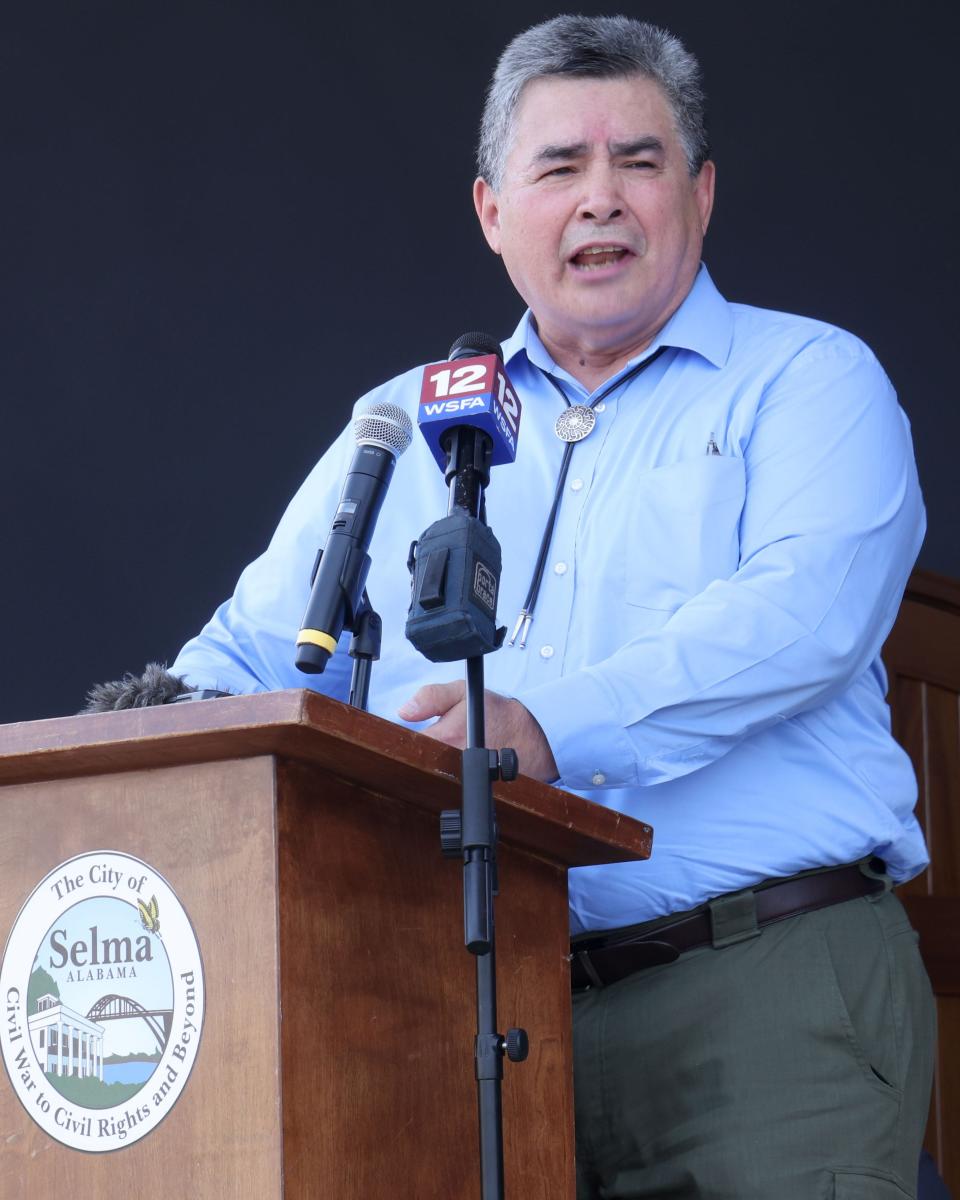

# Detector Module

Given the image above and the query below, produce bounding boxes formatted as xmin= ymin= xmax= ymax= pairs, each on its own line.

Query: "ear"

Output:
xmin=694 ymin=160 xmax=716 ymax=236
xmin=473 ymin=177 xmax=503 ymax=255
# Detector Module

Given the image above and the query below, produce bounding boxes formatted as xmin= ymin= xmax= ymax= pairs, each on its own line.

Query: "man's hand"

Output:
xmin=398 ymin=681 xmax=559 ymax=784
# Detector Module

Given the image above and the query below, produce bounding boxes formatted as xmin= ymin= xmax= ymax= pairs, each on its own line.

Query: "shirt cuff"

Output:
xmin=515 ymin=669 xmax=639 ymax=790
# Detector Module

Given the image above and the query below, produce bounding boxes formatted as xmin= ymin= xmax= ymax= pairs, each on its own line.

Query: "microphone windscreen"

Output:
xmin=81 ymin=663 xmax=196 ymax=712
xmin=448 ymin=332 xmax=502 ymax=362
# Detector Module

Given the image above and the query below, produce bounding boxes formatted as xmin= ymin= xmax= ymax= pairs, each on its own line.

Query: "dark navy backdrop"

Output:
xmin=2 ymin=2 xmax=956 ymax=724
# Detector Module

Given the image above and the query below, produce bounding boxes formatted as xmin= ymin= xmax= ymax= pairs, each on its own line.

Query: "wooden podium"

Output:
xmin=0 ymin=690 xmax=650 ymax=1198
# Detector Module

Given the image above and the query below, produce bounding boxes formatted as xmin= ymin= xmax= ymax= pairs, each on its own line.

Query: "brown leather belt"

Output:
xmin=570 ymin=861 xmax=887 ymax=990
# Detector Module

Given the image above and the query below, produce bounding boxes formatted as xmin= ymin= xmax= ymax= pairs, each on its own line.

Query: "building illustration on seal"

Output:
xmin=28 ymin=993 xmax=106 ymax=1080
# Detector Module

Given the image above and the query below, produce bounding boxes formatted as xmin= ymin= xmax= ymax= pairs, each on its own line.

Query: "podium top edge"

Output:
xmin=0 ymin=689 xmax=650 ymax=868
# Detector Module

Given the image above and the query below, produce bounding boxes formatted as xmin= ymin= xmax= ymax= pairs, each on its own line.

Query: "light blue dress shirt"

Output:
xmin=172 ymin=266 xmax=928 ymax=934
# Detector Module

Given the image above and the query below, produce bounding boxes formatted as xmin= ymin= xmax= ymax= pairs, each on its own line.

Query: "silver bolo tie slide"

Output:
xmin=554 ymin=405 xmax=597 ymax=444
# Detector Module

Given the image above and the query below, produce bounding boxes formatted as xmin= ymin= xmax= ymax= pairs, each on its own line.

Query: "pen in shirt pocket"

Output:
xmin=706 ymin=431 xmax=721 ymax=455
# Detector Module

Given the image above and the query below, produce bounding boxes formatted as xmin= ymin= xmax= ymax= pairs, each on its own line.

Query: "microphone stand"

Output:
xmin=346 ymin=590 xmax=381 ymax=712
xmin=452 ymin=655 xmax=527 ymax=1200
xmin=428 ymin=425 xmax=527 ymax=1200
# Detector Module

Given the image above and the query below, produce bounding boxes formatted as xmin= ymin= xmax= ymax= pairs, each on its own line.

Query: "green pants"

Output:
xmin=573 ymin=891 xmax=936 ymax=1199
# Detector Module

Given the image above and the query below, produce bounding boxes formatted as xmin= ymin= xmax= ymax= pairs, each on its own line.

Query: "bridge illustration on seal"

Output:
xmin=29 ymin=990 xmax=173 ymax=1079
xmin=86 ymin=993 xmax=174 ymax=1052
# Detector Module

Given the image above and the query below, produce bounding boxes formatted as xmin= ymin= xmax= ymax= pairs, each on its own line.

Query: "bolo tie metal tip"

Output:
xmin=509 ymin=611 xmax=532 ymax=649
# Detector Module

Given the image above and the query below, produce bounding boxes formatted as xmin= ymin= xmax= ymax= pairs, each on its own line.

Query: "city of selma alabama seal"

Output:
xmin=1 ymin=851 xmax=205 ymax=1152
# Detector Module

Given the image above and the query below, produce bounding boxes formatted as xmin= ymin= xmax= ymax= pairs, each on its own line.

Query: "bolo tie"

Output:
xmin=509 ymin=344 xmax=668 ymax=649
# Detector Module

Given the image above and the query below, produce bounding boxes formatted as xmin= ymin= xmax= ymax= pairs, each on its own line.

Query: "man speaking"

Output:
xmin=170 ymin=16 xmax=934 ymax=1198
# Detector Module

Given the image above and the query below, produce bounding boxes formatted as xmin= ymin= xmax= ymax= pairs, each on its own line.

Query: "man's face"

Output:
xmin=474 ymin=74 xmax=715 ymax=362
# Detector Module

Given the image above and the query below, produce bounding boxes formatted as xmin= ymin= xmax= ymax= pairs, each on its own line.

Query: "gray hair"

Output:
xmin=478 ymin=15 xmax=709 ymax=189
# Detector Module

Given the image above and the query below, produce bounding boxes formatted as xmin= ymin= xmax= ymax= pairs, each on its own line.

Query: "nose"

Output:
xmin=579 ymin=201 xmax=623 ymax=221
xmin=577 ymin=169 xmax=624 ymax=223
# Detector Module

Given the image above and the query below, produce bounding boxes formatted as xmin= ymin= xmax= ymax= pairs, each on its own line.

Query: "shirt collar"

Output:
xmin=500 ymin=263 xmax=733 ymax=373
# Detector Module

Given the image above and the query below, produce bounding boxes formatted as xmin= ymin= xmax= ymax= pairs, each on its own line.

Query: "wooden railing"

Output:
xmin=884 ymin=569 xmax=960 ymax=1188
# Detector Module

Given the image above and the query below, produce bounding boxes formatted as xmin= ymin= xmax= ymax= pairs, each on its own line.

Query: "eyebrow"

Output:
xmin=534 ymin=141 xmax=590 ymax=163
xmin=610 ymin=136 xmax=665 ymax=157
xmin=532 ymin=135 xmax=665 ymax=164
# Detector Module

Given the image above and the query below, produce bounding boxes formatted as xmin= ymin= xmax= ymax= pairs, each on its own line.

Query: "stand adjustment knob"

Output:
xmin=439 ymin=809 xmax=463 ymax=858
xmin=504 ymin=1027 xmax=529 ymax=1062
xmin=498 ymin=748 xmax=519 ymax=781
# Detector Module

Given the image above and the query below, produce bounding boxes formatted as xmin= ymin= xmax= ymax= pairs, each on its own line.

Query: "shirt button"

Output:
xmin=594 ymin=402 xmax=606 ymax=413
xmin=570 ymin=478 xmax=584 ymax=492
xmin=540 ymin=645 xmax=554 ymax=659
xmin=553 ymin=562 xmax=568 ymax=575
xmin=591 ymin=771 xmax=606 ymax=786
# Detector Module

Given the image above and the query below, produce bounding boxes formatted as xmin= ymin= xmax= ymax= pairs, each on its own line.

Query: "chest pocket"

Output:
xmin=626 ymin=455 xmax=746 ymax=611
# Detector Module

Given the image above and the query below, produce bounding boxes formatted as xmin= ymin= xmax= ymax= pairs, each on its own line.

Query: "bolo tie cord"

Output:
xmin=509 ymin=345 xmax=668 ymax=649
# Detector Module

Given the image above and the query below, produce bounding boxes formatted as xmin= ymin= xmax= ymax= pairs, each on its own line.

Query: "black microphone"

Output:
xmin=405 ymin=334 xmax=518 ymax=663
xmin=295 ymin=402 xmax=413 ymax=674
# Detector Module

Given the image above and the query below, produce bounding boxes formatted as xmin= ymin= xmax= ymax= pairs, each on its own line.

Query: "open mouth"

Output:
xmin=570 ymin=245 xmax=631 ymax=270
